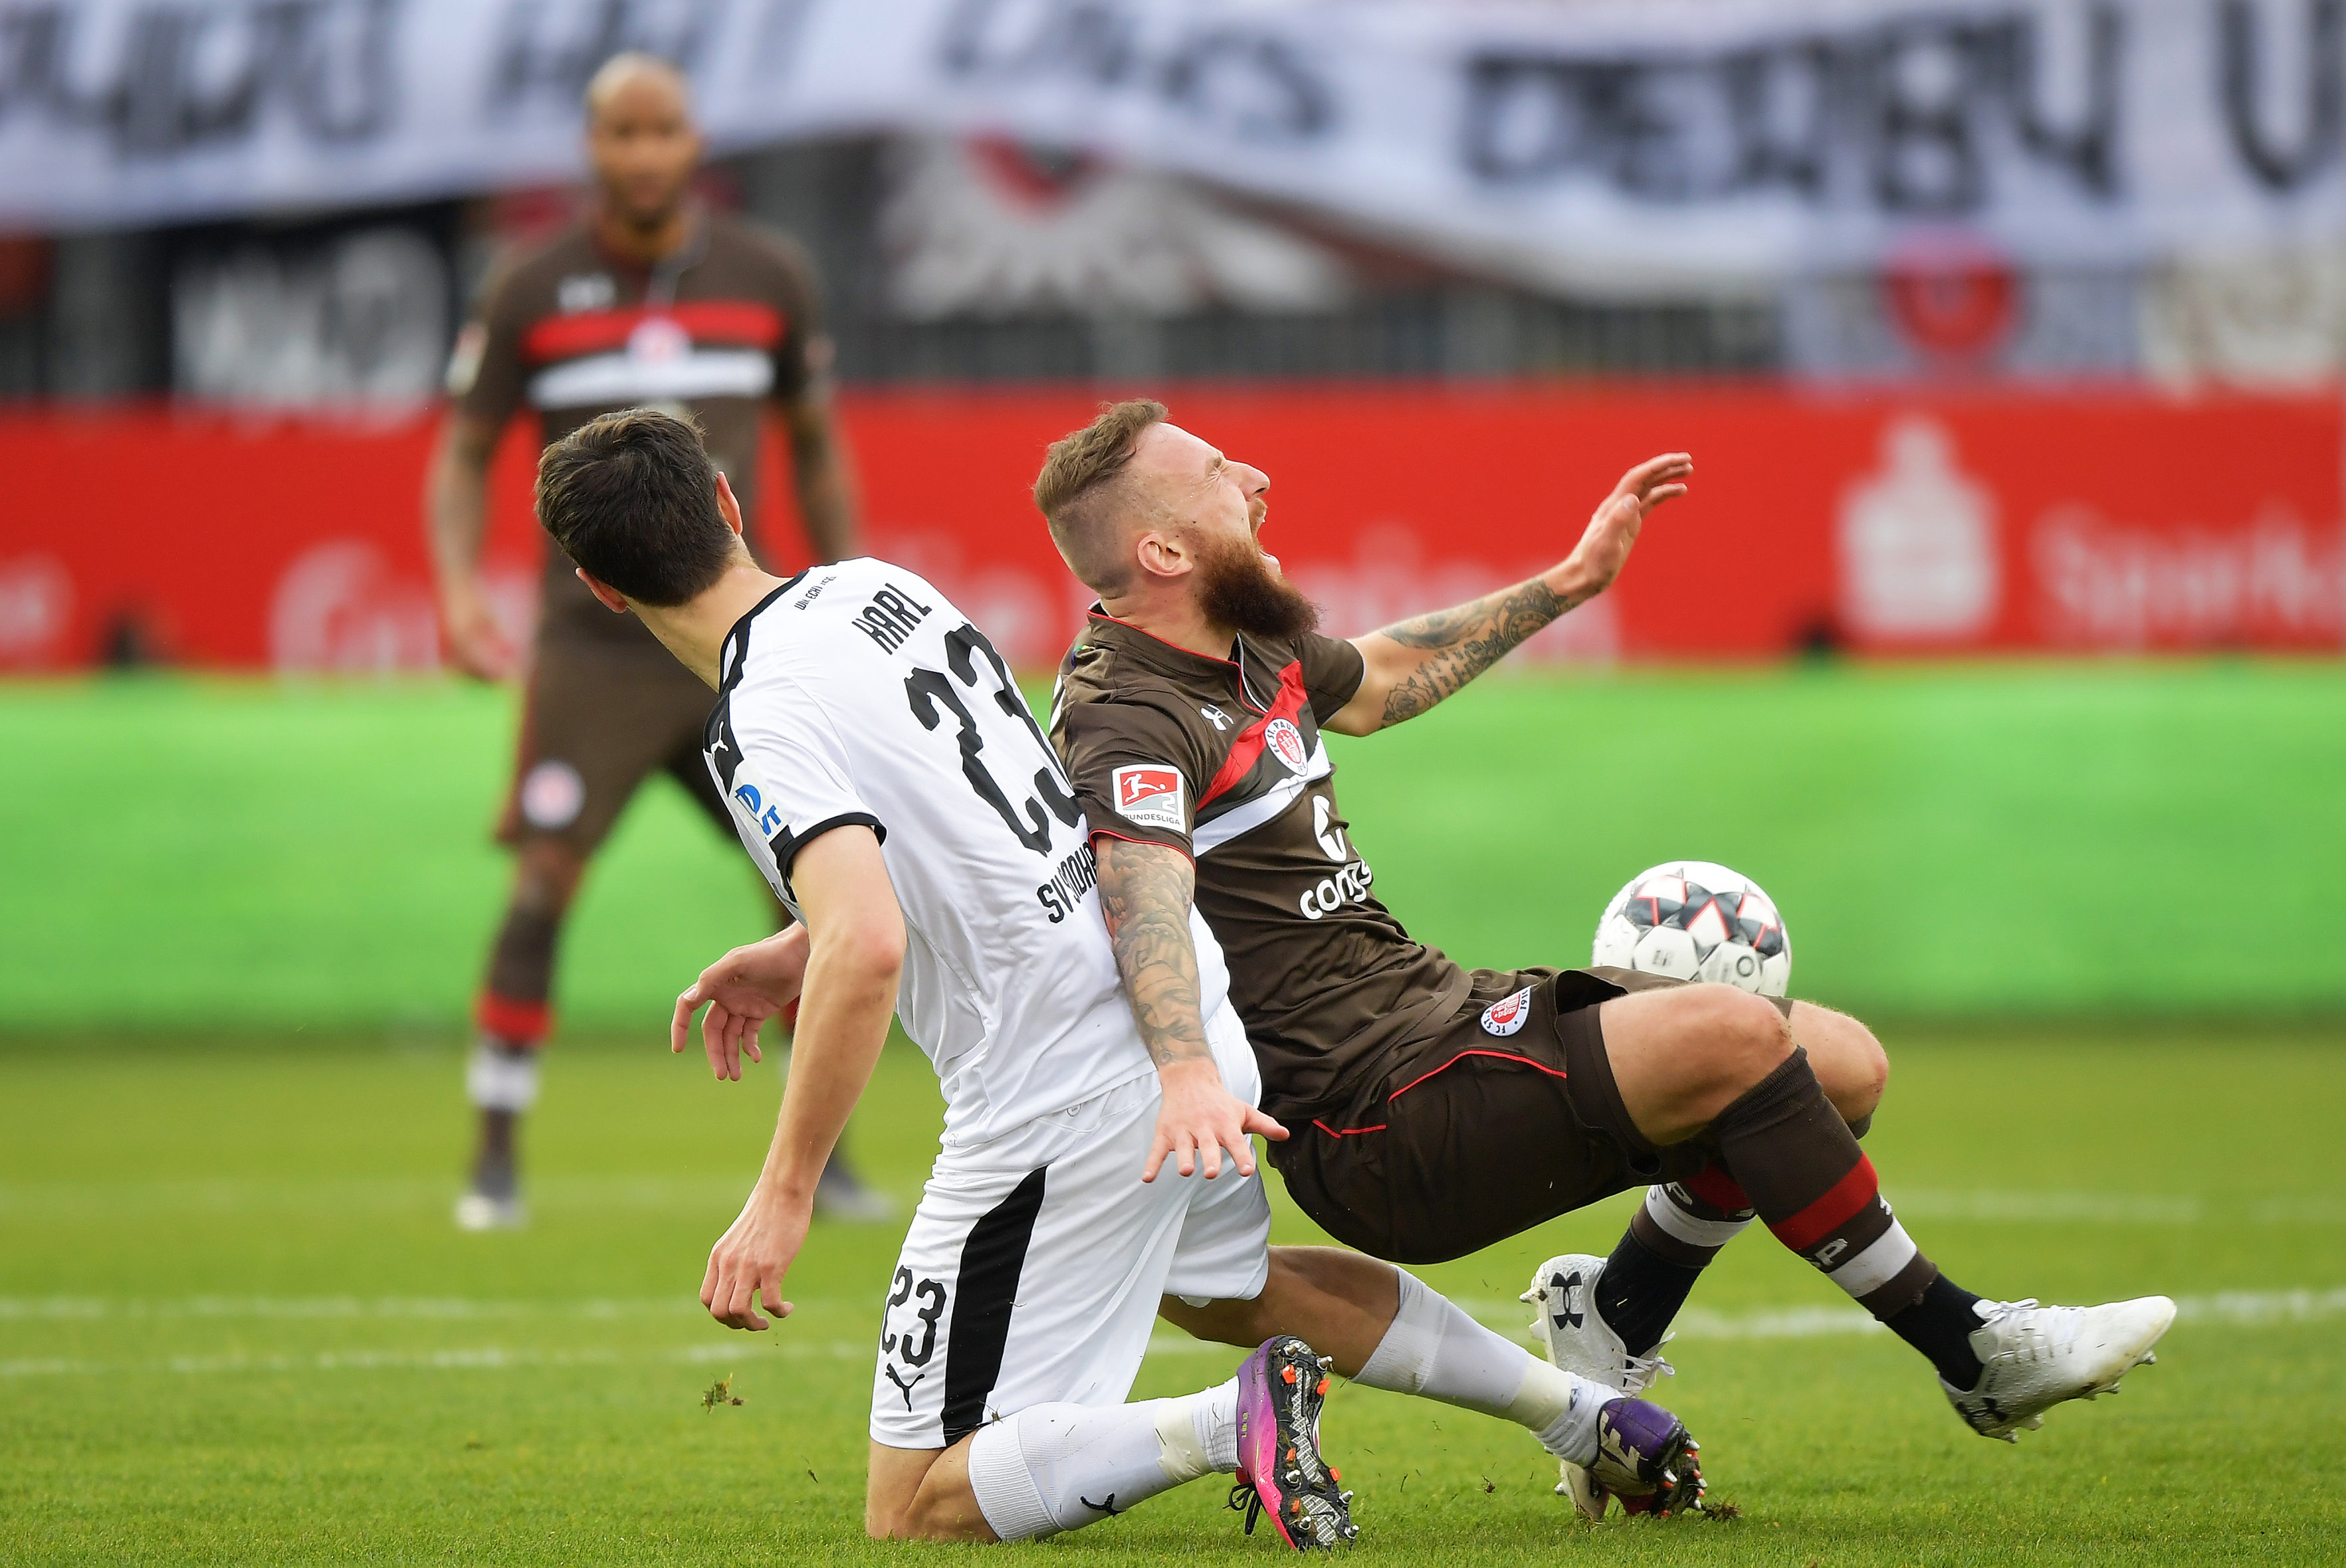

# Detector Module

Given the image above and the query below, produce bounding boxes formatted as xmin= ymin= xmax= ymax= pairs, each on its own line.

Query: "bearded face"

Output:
xmin=1194 ymin=524 xmax=1321 ymax=642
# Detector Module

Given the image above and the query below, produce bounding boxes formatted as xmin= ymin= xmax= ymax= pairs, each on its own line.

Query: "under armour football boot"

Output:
xmin=1943 ymin=1294 xmax=2176 ymax=1440
xmin=1523 ymin=1252 xmax=1677 ymax=1518
xmin=1584 ymin=1397 xmax=1705 ymax=1517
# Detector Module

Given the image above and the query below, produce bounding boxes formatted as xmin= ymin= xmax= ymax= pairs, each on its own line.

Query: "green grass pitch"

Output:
xmin=1 ymin=660 xmax=2342 ymax=1029
xmin=3 ymin=1027 xmax=2341 ymax=1563
xmin=1 ymin=665 xmax=2343 ymax=1561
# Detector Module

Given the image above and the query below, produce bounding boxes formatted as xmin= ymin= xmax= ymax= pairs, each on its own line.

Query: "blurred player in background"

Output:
xmin=425 ymin=52 xmax=883 ymax=1230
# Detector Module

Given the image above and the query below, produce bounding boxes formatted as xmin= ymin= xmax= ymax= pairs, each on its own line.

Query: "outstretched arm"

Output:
xmin=699 ymin=827 xmax=902 ymax=1330
xmin=1092 ymin=835 xmax=1287 ymax=1182
xmin=1325 ymin=452 xmax=1691 ymax=735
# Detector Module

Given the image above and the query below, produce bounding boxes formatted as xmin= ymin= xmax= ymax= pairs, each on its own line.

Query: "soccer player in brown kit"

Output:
xmin=425 ymin=52 xmax=881 ymax=1228
xmin=1038 ymin=401 xmax=2176 ymax=1512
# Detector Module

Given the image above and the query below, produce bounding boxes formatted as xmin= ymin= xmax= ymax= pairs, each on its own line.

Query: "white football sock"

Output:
xmin=966 ymin=1383 xmax=1238 ymax=1541
xmin=465 ymin=1042 xmax=539 ymax=1112
xmin=1645 ymin=1182 xmax=1755 ymax=1254
xmin=1352 ymin=1267 xmax=1608 ymax=1464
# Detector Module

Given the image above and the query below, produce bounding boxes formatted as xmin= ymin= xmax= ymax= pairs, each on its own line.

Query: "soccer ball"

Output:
xmin=1590 ymin=861 xmax=1791 ymax=997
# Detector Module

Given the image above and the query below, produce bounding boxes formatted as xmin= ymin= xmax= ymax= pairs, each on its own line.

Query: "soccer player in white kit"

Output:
xmin=534 ymin=408 xmax=1705 ymax=1545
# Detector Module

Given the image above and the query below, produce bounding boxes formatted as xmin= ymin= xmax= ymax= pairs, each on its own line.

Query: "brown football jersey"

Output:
xmin=450 ymin=210 xmax=821 ymax=651
xmin=1050 ymin=611 xmax=1473 ymax=1126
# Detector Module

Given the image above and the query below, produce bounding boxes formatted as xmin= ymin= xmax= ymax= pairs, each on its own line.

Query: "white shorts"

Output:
xmin=868 ymin=1064 xmax=1272 ymax=1448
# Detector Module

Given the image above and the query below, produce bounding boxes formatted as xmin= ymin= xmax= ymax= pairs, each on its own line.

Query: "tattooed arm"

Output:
xmin=1093 ymin=834 xmax=1287 ymax=1182
xmin=1096 ymin=836 xmax=1215 ymax=1072
xmin=1325 ymin=452 xmax=1693 ymax=735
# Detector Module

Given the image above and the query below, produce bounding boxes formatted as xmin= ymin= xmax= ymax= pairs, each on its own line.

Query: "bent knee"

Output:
xmin=1852 ymin=1029 xmax=1889 ymax=1107
xmin=511 ymin=839 xmax=586 ymax=914
xmin=1795 ymin=1004 xmax=1889 ymax=1120
xmin=1679 ymin=984 xmax=1794 ymax=1091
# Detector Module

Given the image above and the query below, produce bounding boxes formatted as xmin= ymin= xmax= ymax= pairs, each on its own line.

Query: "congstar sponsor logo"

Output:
xmin=1298 ymin=858 xmax=1374 ymax=920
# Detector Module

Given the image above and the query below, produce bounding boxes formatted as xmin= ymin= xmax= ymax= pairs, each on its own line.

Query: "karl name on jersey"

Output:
xmin=847 ymin=581 xmax=936 ymax=654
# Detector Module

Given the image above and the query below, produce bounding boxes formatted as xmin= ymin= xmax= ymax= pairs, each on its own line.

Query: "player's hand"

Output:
xmin=1143 ymin=1058 xmax=1289 ymax=1183
xmin=701 ymin=1183 xmax=811 ymax=1331
xmin=671 ymin=930 xmax=811 ymax=1080
xmin=1554 ymin=452 xmax=1692 ymax=602
xmin=438 ymin=577 xmax=517 ymax=682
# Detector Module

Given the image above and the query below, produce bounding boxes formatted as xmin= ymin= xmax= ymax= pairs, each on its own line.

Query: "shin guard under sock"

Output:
xmin=1353 ymin=1269 xmax=1607 ymax=1464
xmin=1711 ymin=1046 xmax=1939 ymax=1318
xmin=1599 ymin=1174 xmax=1757 ymax=1356
xmin=1598 ymin=1229 xmax=1705 ymax=1359
xmin=966 ymin=1388 xmax=1235 ymax=1540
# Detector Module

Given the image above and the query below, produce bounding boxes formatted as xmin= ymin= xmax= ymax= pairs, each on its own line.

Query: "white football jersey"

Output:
xmin=705 ymin=559 xmax=1246 ymax=1145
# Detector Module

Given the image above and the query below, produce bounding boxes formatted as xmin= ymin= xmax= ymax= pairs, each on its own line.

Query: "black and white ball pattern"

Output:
xmin=1590 ymin=860 xmax=1791 ymax=997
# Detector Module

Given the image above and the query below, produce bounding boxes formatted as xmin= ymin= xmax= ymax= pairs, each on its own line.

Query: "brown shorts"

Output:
xmin=494 ymin=643 xmax=730 ymax=854
xmin=1268 ymin=966 xmax=1790 ymax=1265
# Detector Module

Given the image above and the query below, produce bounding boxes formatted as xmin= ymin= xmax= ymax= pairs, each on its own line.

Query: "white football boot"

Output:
xmin=1942 ymin=1294 xmax=2176 ymax=1441
xmin=453 ymin=1191 xmax=527 ymax=1231
xmin=1522 ymin=1253 xmax=1677 ymax=1518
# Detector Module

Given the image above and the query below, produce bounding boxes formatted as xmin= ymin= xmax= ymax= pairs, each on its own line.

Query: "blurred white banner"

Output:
xmin=1 ymin=0 xmax=2342 ymax=289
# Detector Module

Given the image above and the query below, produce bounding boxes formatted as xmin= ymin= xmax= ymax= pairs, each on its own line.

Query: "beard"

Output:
xmin=1195 ymin=526 xmax=1321 ymax=642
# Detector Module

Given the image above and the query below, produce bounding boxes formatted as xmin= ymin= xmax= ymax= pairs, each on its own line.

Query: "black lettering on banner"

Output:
xmin=1158 ymin=30 xmax=1332 ymax=139
xmin=1995 ymin=4 xmax=2122 ymax=197
xmin=486 ymin=0 xmax=722 ymax=117
xmin=1459 ymin=9 xmax=2123 ymax=213
xmin=938 ymin=0 xmax=1332 ymax=142
xmin=0 ymin=0 xmax=400 ymax=159
xmin=2221 ymin=0 xmax=2344 ymax=191
xmin=1720 ymin=41 xmax=1832 ymax=197
xmin=905 ymin=621 xmax=1082 ymax=856
xmin=1867 ymin=21 xmax=1986 ymax=214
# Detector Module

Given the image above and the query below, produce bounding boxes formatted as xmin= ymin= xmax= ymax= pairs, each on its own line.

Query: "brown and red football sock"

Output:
xmin=1596 ymin=1173 xmax=1755 ymax=1357
xmin=479 ymin=903 xmax=560 ymax=1050
xmin=1709 ymin=1046 xmax=1984 ymax=1388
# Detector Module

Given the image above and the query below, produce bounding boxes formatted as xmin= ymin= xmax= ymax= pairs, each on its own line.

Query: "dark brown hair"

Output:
xmin=534 ymin=407 xmax=741 ymax=607
xmin=1033 ymin=399 xmax=1168 ymax=593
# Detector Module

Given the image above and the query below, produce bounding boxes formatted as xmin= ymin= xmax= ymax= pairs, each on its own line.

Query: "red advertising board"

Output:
xmin=1 ymin=383 xmax=2338 ymax=672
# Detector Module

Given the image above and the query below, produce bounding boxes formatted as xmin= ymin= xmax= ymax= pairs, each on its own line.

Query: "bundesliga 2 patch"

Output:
xmin=1480 ymin=986 xmax=1535 ymax=1036
xmin=1112 ymin=764 xmax=1186 ymax=833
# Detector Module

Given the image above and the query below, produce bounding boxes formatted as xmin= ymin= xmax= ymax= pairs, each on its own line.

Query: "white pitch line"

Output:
xmin=0 ymin=1340 xmax=877 ymax=1380
xmin=3 ymin=1183 xmax=2334 ymax=1223
xmin=7 ymin=1289 xmax=2343 ymax=1380
xmin=0 ymin=1176 xmax=756 ymax=1218
xmin=0 ymin=1295 xmax=708 ymax=1322
xmin=1887 ymin=1190 xmax=2208 ymax=1225
xmin=1448 ymin=1286 xmax=2346 ymax=1342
